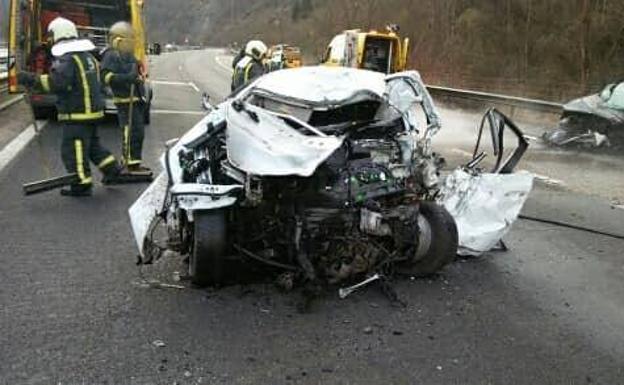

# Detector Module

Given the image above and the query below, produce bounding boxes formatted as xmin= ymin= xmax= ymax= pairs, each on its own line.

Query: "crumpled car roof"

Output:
xmin=252 ymin=66 xmax=387 ymax=104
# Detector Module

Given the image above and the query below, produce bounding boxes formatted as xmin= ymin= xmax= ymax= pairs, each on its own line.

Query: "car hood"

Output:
xmin=564 ymin=94 xmax=624 ymax=123
xmin=252 ymin=66 xmax=387 ymax=106
xmin=225 ymin=103 xmax=345 ymax=177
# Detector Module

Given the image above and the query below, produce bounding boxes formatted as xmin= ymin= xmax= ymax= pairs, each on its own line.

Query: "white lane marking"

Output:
xmin=215 ymin=56 xmax=233 ymax=74
xmin=151 ymin=109 xmax=205 ymax=116
xmin=151 ymin=80 xmax=200 ymax=93
xmin=451 ymin=148 xmax=474 ymax=157
xmin=0 ymin=121 xmax=48 ymax=174
xmin=152 ymin=80 xmax=194 ymax=87
xmin=518 ymin=170 xmax=566 ymax=187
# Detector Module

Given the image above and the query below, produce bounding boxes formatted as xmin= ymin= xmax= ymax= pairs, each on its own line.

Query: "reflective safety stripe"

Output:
xmin=122 ymin=124 xmax=141 ymax=166
xmin=123 ymin=125 xmax=130 ymax=163
xmin=57 ymin=111 xmax=105 ymax=121
xmin=72 ymin=55 xmax=92 ymax=115
xmin=104 ymin=72 xmax=114 ymax=85
xmin=98 ymin=155 xmax=116 ymax=169
xmin=244 ymin=62 xmax=253 ymax=82
xmin=39 ymin=75 xmax=51 ymax=92
xmin=113 ymin=96 xmax=141 ymax=104
xmin=74 ymin=140 xmax=92 ymax=185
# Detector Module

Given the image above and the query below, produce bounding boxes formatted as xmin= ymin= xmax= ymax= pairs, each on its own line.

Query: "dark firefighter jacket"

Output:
xmin=38 ymin=51 xmax=105 ymax=122
xmin=100 ymin=48 xmax=142 ymax=104
xmin=232 ymin=56 xmax=265 ymax=91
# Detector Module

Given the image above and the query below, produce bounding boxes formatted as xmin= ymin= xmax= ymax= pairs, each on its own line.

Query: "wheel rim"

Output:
xmin=414 ymin=214 xmax=433 ymax=260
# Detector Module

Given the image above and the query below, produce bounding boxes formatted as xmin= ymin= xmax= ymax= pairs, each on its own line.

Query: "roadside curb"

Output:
xmin=0 ymin=94 xmax=24 ymax=112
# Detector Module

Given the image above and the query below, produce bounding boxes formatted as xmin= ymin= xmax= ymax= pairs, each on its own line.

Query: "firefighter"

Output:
xmin=18 ymin=17 xmax=123 ymax=197
xmin=101 ymin=21 xmax=151 ymax=173
xmin=231 ymin=40 xmax=268 ymax=91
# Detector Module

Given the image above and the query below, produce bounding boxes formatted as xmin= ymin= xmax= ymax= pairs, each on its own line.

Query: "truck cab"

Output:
xmin=322 ymin=26 xmax=410 ymax=74
xmin=8 ymin=0 xmax=151 ymax=121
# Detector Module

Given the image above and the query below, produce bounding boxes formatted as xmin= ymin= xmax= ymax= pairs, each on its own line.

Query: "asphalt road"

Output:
xmin=1 ymin=49 xmax=623 ymax=385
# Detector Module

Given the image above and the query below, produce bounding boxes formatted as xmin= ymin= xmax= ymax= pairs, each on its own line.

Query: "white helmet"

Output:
xmin=245 ymin=40 xmax=268 ymax=61
xmin=48 ymin=17 xmax=78 ymax=43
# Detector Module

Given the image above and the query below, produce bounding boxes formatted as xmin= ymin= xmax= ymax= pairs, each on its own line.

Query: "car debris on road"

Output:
xmin=543 ymin=82 xmax=624 ymax=149
xmin=129 ymin=66 xmax=534 ymax=300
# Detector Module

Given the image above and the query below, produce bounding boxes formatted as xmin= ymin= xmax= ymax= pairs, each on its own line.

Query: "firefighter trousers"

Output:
xmin=61 ymin=122 xmax=118 ymax=187
xmin=116 ymin=102 xmax=145 ymax=166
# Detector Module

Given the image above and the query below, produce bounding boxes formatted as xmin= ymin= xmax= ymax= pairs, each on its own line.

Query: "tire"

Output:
xmin=190 ymin=210 xmax=227 ymax=286
xmin=398 ymin=202 xmax=458 ymax=277
xmin=33 ymin=106 xmax=54 ymax=120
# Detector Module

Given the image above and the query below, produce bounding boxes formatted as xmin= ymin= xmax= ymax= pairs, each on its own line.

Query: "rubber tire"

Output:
xmin=399 ymin=202 xmax=458 ymax=277
xmin=33 ymin=106 xmax=54 ymax=120
xmin=190 ymin=210 xmax=227 ymax=286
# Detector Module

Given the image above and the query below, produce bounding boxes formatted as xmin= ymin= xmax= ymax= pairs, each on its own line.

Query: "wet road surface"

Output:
xmin=1 ymin=49 xmax=623 ymax=385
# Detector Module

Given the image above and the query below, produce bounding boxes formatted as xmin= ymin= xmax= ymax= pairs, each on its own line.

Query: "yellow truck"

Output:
xmin=322 ymin=26 xmax=410 ymax=74
xmin=8 ymin=0 xmax=151 ymax=120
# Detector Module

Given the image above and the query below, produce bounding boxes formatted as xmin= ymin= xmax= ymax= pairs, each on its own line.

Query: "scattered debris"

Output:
xmin=543 ymin=83 xmax=624 ymax=149
xmin=339 ymin=274 xmax=382 ymax=299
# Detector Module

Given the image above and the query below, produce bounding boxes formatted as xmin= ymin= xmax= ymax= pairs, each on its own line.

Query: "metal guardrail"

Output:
xmin=426 ymin=85 xmax=563 ymax=116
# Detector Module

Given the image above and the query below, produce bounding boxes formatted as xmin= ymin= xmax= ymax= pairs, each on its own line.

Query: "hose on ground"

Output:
xmin=519 ymin=215 xmax=624 ymax=241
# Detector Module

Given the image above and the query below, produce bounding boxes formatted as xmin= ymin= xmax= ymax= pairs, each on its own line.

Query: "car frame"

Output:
xmin=130 ymin=66 xmax=533 ymax=290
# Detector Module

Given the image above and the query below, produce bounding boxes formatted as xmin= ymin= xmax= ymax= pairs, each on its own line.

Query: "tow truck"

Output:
xmin=322 ymin=25 xmax=410 ymax=74
xmin=7 ymin=0 xmax=152 ymax=122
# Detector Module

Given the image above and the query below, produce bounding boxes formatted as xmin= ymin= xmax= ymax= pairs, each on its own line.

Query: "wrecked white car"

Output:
xmin=543 ymin=83 xmax=624 ymax=149
xmin=130 ymin=67 xmax=533 ymax=290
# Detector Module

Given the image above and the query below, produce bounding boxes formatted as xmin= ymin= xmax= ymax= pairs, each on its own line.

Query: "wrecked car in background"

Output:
xmin=543 ymin=83 xmax=624 ymax=149
xmin=129 ymin=66 xmax=533 ymax=292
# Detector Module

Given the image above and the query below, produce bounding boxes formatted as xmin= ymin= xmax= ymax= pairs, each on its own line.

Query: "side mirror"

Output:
xmin=201 ymin=92 xmax=213 ymax=111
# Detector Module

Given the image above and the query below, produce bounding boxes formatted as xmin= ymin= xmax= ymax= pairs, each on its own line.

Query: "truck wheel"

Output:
xmin=190 ymin=210 xmax=227 ymax=286
xmin=399 ymin=202 xmax=458 ymax=277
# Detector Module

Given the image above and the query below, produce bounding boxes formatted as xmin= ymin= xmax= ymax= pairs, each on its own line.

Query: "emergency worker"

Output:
xmin=18 ymin=17 xmax=123 ymax=197
xmin=231 ymin=40 xmax=268 ymax=91
xmin=101 ymin=21 xmax=150 ymax=172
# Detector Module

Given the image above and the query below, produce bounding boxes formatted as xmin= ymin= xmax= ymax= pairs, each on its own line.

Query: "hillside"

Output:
xmin=147 ymin=0 xmax=624 ymax=101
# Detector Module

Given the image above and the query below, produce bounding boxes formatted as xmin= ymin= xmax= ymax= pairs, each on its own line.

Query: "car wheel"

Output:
xmin=33 ymin=106 xmax=54 ymax=120
xmin=190 ymin=210 xmax=227 ymax=286
xmin=398 ymin=202 xmax=458 ymax=277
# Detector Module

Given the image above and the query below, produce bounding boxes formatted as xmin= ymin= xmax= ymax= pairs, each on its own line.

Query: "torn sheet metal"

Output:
xmin=225 ymin=103 xmax=345 ymax=177
xmin=252 ymin=66 xmax=387 ymax=105
xmin=438 ymin=169 xmax=534 ymax=256
xmin=129 ymin=172 xmax=168 ymax=257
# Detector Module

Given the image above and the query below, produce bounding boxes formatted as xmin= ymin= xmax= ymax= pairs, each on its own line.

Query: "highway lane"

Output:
xmin=0 ymin=49 xmax=623 ymax=385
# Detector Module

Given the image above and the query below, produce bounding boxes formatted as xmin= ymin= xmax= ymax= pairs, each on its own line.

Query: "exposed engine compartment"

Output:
xmin=171 ymin=113 xmax=448 ymax=286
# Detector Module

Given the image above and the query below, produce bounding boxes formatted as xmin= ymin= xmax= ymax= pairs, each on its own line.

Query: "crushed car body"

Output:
xmin=543 ymin=83 xmax=624 ymax=149
xmin=129 ymin=66 xmax=533 ymax=289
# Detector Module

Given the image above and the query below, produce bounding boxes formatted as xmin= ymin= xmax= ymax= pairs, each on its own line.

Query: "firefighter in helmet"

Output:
xmin=101 ymin=21 xmax=150 ymax=173
xmin=231 ymin=40 xmax=268 ymax=91
xmin=18 ymin=17 xmax=124 ymax=197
